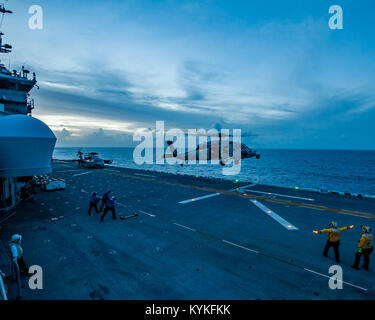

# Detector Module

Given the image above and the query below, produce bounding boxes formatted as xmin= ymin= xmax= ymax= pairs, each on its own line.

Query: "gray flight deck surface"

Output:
xmin=1 ymin=160 xmax=375 ymax=300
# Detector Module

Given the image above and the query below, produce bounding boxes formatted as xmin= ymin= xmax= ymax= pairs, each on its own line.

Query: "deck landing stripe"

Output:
xmin=251 ymin=200 xmax=299 ymax=230
xmin=179 ymin=193 xmax=221 ymax=204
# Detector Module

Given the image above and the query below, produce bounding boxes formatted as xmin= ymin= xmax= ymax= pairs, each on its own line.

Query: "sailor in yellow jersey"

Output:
xmin=351 ymin=225 xmax=373 ymax=271
xmin=313 ymin=221 xmax=353 ymax=263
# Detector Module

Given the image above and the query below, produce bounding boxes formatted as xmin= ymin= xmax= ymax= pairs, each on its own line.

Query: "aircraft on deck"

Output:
xmin=77 ymin=151 xmax=112 ymax=169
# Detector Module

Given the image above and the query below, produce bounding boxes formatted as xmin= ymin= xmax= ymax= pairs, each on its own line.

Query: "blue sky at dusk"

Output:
xmin=4 ymin=0 xmax=375 ymax=148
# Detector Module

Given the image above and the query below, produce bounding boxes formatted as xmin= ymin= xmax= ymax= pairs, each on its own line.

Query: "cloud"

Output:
xmin=6 ymin=1 xmax=375 ymax=148
xmin=54 ymin=127 xmax=135 ymax=147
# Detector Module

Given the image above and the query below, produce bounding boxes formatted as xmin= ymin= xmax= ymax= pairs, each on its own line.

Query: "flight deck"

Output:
xmin=0 ymin=160 xmax=374 ymax=300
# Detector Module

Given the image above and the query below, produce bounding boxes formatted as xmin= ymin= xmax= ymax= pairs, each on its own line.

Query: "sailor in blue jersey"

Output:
xmin=100 ymin=190 xmax=111 ymax=212
xmin=88 ymin=192 xmax=100 ymax=216
xmin=100 ymin=196 xmax=116 ymax=222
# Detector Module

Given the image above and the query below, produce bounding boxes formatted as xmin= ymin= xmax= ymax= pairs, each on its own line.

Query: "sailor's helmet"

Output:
xmin=329 ymin=221 xmax=338 ymax=228
xmin=11 ymin=234 xmax=22 ymax=243
xmin=361 ymin=225 xmax=372 ymax=233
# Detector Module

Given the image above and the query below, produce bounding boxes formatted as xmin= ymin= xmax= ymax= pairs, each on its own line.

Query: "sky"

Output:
xmin=3 ymin=0 xmax=375 ymax=148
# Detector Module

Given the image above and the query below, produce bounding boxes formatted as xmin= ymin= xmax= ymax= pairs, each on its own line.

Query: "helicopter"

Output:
xmin=163 ymin=126 xmax=260 ymax=167
xmin=76 ymin=150 xmax=113 ymax=169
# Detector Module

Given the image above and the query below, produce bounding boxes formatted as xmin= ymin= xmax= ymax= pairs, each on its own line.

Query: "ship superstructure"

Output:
xmin=0 ymin=3 xmax=56 ymax=212
xmin=0 ymin=4 xmax=37 ymax=117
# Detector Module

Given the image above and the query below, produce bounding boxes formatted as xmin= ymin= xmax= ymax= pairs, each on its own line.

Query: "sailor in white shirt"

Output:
xmin=9 ymin=234 xmax=29 ymax=276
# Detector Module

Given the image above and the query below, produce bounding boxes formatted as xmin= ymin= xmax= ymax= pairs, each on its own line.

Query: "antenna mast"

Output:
xmin=0 ymin=3 xmax=12 ymax=53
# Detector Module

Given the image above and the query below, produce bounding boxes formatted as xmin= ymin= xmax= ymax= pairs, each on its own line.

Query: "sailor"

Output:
xmin=88 ymin=192 xmax=100 ymax=216
xmin=100 ymin=190 xmax=111 ymax=212
xmin=100 ymin=196 xmax=117 ymax=222
xmin=351 ymin=225 xmax=373 ymax=270
xmin=77 ymin=151 xmax=83 ymax=167
xmin=9 ymin=234 xmax=29 ymax=276
xmin=314 ymin=222 xmax=353 ymax=263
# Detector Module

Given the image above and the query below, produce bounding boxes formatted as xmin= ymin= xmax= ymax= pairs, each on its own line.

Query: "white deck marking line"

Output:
xmin=303 ymin=268 xmax=368 ymax=292
xmin=117 ymin=202 xmax=126 ymax=208
xmin=173 ymin=222 xmax=196 ymax=232
xmin=251 ymin=200 xmax=299 ymax=230
xmin=239 ymin=188 xmax=315 ymax=201
xmin=222 ymin=239 xmax=367 ymax=293
xmin=57 ymin=163 xmax=74 ymax=168
xmin=104 ymin=169 xmax=120 ymax=173
xmin=222 ymin=240 xmax=259 ymax=253
xmin=0 ymin=211 xmax=17 ymax=225
xmin=139 ymin=210 xmax=156 ymax=217
xmin=117 ymin=205 xmax=156 ymax=217
xmin=73 ymin=171 xmax=92 ymax=177
xmin=305 ymin=206 xmax=372 ymax=219
xmin=237 ymin=183 xmax=257 ymax=190
xmin=179 ymin=193 xmax=221 ymax=204
xmin=134 ymin=173 xmax=156 ymax=178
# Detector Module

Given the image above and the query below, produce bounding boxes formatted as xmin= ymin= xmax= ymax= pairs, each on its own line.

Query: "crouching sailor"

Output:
xmin=100 ymin=196 xmax=117 ymax=222
xmin=314 ymin=222 xmax=353 ymax=263
xmin=9 ymin=234 xmax=29 ymax=276
xmin=88 ymin=192 xmax=100 ymax=216
xmin=351 ymin=225 xmax=373 ymax=270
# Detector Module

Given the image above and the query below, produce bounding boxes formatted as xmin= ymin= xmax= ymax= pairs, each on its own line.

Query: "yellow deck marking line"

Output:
xmin=95 ymin=170 xmax=375 ymax=219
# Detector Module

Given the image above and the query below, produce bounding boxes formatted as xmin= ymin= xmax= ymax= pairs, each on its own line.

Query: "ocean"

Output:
xmin=53 ymin=148 xmax=375 ymax=196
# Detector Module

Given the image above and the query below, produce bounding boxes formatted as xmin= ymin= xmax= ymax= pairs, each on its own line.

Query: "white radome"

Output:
xmin=0 ymin=115 xmax=56 ymax=177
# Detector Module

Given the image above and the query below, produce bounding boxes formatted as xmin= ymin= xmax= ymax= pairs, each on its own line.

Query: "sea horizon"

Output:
xmin=53 ymin=147 xmax=375 ymax=196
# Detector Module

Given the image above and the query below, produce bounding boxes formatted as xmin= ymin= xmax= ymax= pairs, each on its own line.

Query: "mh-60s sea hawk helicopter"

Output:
xmin=163 ymin=125 xmax=260 ymax=167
